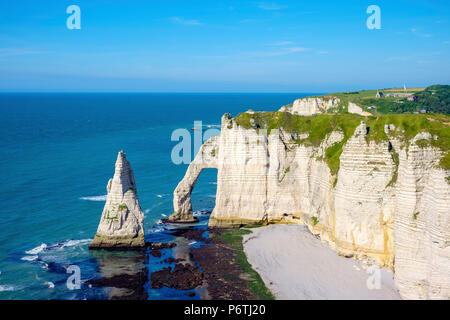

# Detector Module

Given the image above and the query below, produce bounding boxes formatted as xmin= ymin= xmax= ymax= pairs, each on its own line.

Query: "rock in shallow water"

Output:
xmin=150 ymin=263 xmax=203 ymax=290
xmin=89 ymin=151 xmax=145 ymax=250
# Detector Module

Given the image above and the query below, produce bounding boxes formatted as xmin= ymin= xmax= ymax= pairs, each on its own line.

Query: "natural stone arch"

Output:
xmin=168 ymin=136 xmax=219 ymax=222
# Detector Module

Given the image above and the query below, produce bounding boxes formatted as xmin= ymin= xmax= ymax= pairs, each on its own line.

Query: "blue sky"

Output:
xmin=0 ymin=0 xmax=449 ymax=92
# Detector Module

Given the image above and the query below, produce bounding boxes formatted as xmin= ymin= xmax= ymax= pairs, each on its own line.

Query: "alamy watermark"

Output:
xmin=171 ymin=121 xmax=220 ymax=165
xmin=65 ymin=6 xmax=380 ymax=31
xmin=66 ymin=265 xmax=81 ymax=290
xmin=170 ymin=121 xmax=282 ymax=166
xmin=366 ymin=5 xmax=381 ymax=30
xmin=366 ymin=265 xmax=381 ymax=290
xmin=66 ymin=5 xmax=81 ymax=30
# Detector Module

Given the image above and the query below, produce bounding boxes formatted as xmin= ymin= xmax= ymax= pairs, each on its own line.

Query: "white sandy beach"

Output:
xmin=243 ymin=224 xmax=400 ymax=300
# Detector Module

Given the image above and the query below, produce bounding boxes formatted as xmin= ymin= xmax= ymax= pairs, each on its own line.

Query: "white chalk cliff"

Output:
xmin=171 ymin=97 xmax=450 ymax=300
xmin=280 ymin=96 xmax=340 ymax=115
xmin=280 ymin=96 xmax=372 ymax=117
xmin=90 ymin=151 xmax=145 ymax=249
xmin=348 ymin=102 xmax=372 ymax=116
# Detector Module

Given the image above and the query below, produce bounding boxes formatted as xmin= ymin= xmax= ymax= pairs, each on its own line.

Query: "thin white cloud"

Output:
xmin=317 ymin=50 xmax=329 ymax=54
xmin=386 ymin=51 xmax=442 ymax=62
xmin=252 ymin=47 xmax=308 ymax=57
xmin=272 ymin=41 xmax=293 ymax=46
xmin=286 ymin=47 xmax=308 ymax=53
xmin=443 ymin=41 xmax=450 ymax=44
xmin=385 ymin=56 xmax=412 ymax=62
xmin=258 ymin=3 xmax=288 ymax=11
xmin=410 ymin=27 xmax=432 ymax=38
xmin=170 ymin=17 xmax=202 ymax=26
xmin=0 ymin=48 xmax=47 ymax=57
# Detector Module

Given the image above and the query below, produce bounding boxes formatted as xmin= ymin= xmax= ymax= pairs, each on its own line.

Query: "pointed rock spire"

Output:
xmin=89 ymin=151 xmax=145 ymax=249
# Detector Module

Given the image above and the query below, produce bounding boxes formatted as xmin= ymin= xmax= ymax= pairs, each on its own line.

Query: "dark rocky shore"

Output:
xmin=88 ymin=218 xmax=272 ymax=300
xmin=148 ymin=226 xmax=266 ymax=299
xmin=190 ymin=228 xmax=259 ymax=299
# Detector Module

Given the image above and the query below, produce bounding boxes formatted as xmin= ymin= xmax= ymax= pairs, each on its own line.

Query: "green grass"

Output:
xmin=364 ymin=114 xmax=450 ymax=169
xmin=386 ymin=147 xmax=399 ymax=187
xmin=311 ymin=217 xmax=319 ymax=226
xmin=234 ymin=111 xmax=362 ymax=147
xmin=416 ymin=139 xmax=431 ymax=148
xmin=321 ymin=85 xmax=450 ymax=114
xmin=233 ymin=111 xmax=450 ymax=171
xmin=413 ymin=212 xmax=420 ymax=220
xmin=104 ymin=210 xmax=119 ymax=222
xmin=215 ymin=228 xmax=275 ymax=300
xmin=325 ymin=141 xmax=345 ymax=176
xmin=328 ymin=88 xmax=428 ymax=114
xmin=279 ymin=166 xmax=290 ymax=182
xmin=118 ymin=204 xmax=128 ymax=211
xmin=287 ymin=85 xmax=449 ymax=114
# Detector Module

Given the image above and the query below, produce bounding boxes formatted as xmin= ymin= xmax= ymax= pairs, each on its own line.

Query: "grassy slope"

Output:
xmin=214 ymin=228 xmax=275 ymax=300
xmin=234 ymin=111 xmax=450 ymax=173
xmin=317 ymin=85 xmax=450 ymax=115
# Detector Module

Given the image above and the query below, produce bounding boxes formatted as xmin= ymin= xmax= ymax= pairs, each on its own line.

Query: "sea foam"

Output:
xmin=0 ymin=285 xmax=20 ymax=292
xmin=79 ymin=195 xmax=107 ymax=201
xmin=26 ymin=243 xmax=47 ymax=255
xmin=24 ymin=239 xmax=92 ymax=257
xmin=21 ymin=255 xmax=39 ymax=262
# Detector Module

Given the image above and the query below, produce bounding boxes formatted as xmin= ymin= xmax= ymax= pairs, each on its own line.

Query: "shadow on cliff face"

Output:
xmin=87 ymin=250 xmax=148 ymax=300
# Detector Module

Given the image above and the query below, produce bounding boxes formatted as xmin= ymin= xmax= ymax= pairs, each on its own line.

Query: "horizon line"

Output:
xmin=0 ymin=91 xmax=327 ymax=94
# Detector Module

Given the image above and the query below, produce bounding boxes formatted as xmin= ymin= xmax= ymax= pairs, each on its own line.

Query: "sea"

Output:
xmin=0 ymin=92 xmax=315 ymax=299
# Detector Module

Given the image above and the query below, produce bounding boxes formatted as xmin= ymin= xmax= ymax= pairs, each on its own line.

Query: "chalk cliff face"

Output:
xmin=90 ymin=151 xmax=145 ymax=249
xmin=280 ymin=97 xmax=340 ymax=115
xmin=280 ymin=96 xmax=373 ymax=117
xmin=172 ymin=104 xmax=450 ymax=299
xmin=392 ymin=134 xmax=450 ymax=299
xmin=348 ymin=102 xmax=372 ymax=116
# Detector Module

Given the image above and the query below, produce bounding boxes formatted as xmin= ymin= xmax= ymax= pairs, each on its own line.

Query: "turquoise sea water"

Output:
xmin=0 ymin=93 xmax=314 ymax=299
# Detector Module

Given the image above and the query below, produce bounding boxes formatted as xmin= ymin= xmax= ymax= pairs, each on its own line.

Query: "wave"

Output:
xmin=45 ymin=281 xmax=55 ymax=289
xmin=208 ymin=182 xmax=217 ymax=185
xmin=21 ymin=255 xmax=39 ymax=262
xmin=24 ymin=239 xmax=92 ymax=258
xmin=26 ymin=243 xmax=47 ymax=255
xmin=193 ymin=210 xmax=211 ymax=217
xmin=0 ymin=285 xmax=19 ymax=292
xmin=149 ymin=228 xmax=164 ymax=233
xmin=145 ymin=209 xmax=151 ymax=214
xmin=156 ymin=194 xmax=169 ymax=198
xmin=79 ymin=195 xmax=107 ymax=201
xmin=59 ymin=239 xmax=91 ymax=248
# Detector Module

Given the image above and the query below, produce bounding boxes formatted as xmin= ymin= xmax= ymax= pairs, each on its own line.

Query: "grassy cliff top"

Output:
xmin=233 ymin=111 xmax=450 ymax=171
xmin=305 ymin=85 xmax=450 ymax=115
